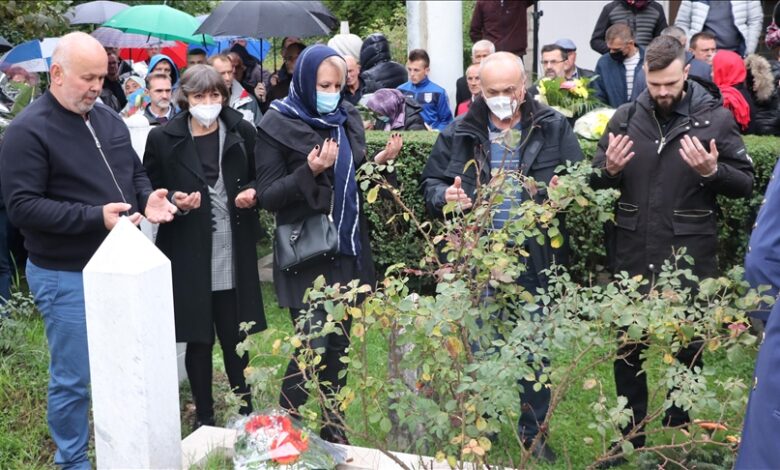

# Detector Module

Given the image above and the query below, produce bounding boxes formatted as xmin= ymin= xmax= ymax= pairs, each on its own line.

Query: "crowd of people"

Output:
xmin=0 ymin=0 xmax=779 ymax=468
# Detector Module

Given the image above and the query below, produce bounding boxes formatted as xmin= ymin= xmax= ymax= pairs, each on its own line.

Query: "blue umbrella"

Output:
xmin=0 ymin=38 xmax=59 ymax=73
xmin=190 ymin=39 xmax=270 ymax=61
xmin=193 ymin=15 xmax=270 ymax=62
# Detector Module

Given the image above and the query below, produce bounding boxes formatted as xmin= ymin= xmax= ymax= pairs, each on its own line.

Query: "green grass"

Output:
xmin=0 ymin=312 xmax=56 ymax=469
xmin=1 ymin=283 xmax=755 ymax=469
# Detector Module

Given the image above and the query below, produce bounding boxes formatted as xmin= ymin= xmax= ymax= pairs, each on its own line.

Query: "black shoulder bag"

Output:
xmin=273 ymin=196 xmax=338 ymax=272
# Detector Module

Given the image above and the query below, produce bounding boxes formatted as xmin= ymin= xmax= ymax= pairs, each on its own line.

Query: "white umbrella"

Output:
xmin=65 ymin=0 xmax=129 ymax=25
xmin=91 ymin=27 xmax=176 ymax=48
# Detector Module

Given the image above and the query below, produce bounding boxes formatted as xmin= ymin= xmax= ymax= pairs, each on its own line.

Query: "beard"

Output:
xmin=651 ymin=89 xmax=684 ymax=115
xmin=154 ymin=98 xmax=170 ymax=109
xmin=74 ymin=92 xmax=99 ymax=114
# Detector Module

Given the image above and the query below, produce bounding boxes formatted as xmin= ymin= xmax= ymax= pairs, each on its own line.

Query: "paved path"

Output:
xmin=257 ymin=253 xmax=273 ymax=283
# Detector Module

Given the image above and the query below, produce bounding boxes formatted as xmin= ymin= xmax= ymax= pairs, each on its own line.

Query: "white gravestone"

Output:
xmin=123 ymin=114 xmax=158 ymax=243
xmin=83 ymin=217 xmax=181 ymax=469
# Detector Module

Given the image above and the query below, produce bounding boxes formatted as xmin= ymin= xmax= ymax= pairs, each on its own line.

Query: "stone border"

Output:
xmin=181 ymin=425 xmax=501 ymax=469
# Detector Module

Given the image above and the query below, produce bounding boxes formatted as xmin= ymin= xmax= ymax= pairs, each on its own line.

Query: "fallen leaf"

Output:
xmin=583 ymin=378 xmax=598 ymax=390
xmin=694 ymin=420 xmax=728 ymax=431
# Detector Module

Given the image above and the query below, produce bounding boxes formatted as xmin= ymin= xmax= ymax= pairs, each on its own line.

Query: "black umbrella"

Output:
xmin=64 ymin=0 xmax=129 ymax=25
xmin=195 ymin=0 xmax=337 ymax=39
xmin=297 ymin=1 xmax=339 ymax=31
xmin=0 ymin=37 xmax=11 ymax=54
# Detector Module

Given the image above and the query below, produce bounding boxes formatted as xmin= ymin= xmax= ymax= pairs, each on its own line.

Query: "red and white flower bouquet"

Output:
xmin=232 ymin=409 xmax=347 ymax=469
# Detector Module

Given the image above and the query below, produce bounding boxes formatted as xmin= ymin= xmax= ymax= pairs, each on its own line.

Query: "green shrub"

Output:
xmin=364 ymin=131 xmax=780 ymax=281
xmin=365 ymin=131 xmax=438 ymax=280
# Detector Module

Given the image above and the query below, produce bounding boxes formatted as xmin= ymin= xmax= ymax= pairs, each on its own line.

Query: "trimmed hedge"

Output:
xmin=364 ymin=131 xmax=437 ymax=274
xmin=364 ymin=131 xmax=780 ymax=280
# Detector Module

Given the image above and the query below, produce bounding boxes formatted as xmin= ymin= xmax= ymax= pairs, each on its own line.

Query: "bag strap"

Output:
xmin=619 ymin=100 xmax=638 ymax=132
xmin=328 ymin=190 xmax=334 ymax=222
xmin=274 ymin=188 xmax=336 ymax=228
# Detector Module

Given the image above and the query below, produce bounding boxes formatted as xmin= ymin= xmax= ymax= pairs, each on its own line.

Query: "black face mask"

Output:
xmin=610 ymin=50 xmax=626 ymax=63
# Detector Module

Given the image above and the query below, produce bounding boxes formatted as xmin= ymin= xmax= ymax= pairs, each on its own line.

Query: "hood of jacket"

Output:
xmin=636 ymin=76 xmax=722 ymax=116
xmin=148 ymin=54 xmax=179 ymax=86
xmin=360 ymin=33 xmax=392 ymax=70
xmin=745 ymin=54 xmax=776 ymax=103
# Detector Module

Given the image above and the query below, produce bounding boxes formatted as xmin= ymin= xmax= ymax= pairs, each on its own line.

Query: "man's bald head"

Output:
xmin=479 ymin=51 xmax=525 ymax=86
xmin=51 ymin=32 xmax=106 ymax=73
xmin=50 ymin=32 xmax=108 ymax=115
xmin=344 ymin=54 xmax=360 ymax=89
xmin=465 ymin=63 xmax=481 ymax=96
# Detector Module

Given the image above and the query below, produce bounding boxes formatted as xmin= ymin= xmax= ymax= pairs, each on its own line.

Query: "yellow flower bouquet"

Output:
xmin=534 ymin=76 xmax=603 ymax=118
xmin=573 ymin=107 xmax=616 ymax=140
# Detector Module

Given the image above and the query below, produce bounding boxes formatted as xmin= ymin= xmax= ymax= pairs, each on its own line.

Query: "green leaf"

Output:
xmin=621 ymin=440 xmax=634 ymax=456
xmin=627 ymin=324 xmax=643 ymax=340
xmin=379 ymin=417 xmax=392 ymax=433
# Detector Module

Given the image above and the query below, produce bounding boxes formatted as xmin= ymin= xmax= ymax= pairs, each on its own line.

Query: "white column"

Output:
xmin=83 ymin=217 xmax=181 ymax=469
xmin=406 ymin=0 xmax=463 ymax=112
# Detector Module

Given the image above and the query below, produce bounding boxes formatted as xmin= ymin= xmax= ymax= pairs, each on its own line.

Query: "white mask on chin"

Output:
xmin=190 ymin=103 xmax=222 ymax=127
xmin=485 ymin=95 xmax=518 ymax=121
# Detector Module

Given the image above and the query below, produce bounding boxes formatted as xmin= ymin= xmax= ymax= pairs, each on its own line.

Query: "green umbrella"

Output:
xmin=103 ymin=4 xmax=214 ymax=45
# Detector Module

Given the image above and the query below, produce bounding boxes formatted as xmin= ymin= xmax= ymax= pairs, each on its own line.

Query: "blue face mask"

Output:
xmin=316 ymin=91 xmax=341 ymax=114
xmin=377 ymin=115 xmax=390 ymax=123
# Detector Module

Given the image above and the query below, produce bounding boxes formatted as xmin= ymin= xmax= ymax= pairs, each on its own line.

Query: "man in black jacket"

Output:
xmin=421 ymin=52 xmax=584 ymax=463
xmin=0 ymin=32 xmax=178 ymax=469
xmin=591 ymin=0 xmax=667 ymax=54
xmin=591 ymin=35 xmax=753 ymax=457
xmin=359 ymin=33 xmax=407 ymax=93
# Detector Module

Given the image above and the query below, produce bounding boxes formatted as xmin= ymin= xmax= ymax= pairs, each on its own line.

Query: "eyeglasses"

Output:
xmin=541 ymin=59 xmax=565 ymax=66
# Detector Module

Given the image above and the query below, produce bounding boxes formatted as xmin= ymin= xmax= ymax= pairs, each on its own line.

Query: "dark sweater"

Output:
xmin=590 ymin=0 xmax=667 ymax=54
xmin=469 ymin=0 xmax=533 ymax=56
xmin=0 ymin=91 xmax=152 ymax=271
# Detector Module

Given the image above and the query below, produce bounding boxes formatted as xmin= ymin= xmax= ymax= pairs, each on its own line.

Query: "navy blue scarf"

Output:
xmin=270 ymin=45 xmax=361 ymax=258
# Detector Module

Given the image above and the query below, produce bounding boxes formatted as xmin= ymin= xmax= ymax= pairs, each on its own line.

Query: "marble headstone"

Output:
xmin=83 ymin=217 xmax=181 ymax=469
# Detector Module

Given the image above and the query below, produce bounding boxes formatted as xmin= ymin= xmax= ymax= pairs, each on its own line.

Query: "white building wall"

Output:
xmin=407 ymin=1 xmax=463 ymax=112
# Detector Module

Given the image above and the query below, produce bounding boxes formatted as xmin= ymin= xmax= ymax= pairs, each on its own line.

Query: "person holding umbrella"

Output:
xmin=262 ymin=39 xmax=306 ymax=113
xmin=229 ymin=42 xmax=268 ymax=97
xmin=255 ymin=45 xmax=402 ymax=444
xmin=143 ymin=64 xmax=267 ymax=428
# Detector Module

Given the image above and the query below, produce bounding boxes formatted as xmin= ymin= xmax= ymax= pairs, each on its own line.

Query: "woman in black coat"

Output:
xmin=255 ymin=45 xmax=401 ymax=443
xmin=143 ymin=65 xmax=266 ymax=428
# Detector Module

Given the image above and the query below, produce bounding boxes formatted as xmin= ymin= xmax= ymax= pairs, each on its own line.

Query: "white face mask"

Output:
xmin=189 ymin=103 xmax=222 ymax=127
xmin=484 ymin=95 xmax=518 ymax=121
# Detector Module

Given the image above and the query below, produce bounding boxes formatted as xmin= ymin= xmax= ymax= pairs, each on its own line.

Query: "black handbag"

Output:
xmin=274 ymin=200 xmax=338 ymax=271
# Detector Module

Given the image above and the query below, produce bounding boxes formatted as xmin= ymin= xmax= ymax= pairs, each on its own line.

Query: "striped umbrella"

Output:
xmin=0 ymin=38 xmax=59 ymax=72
